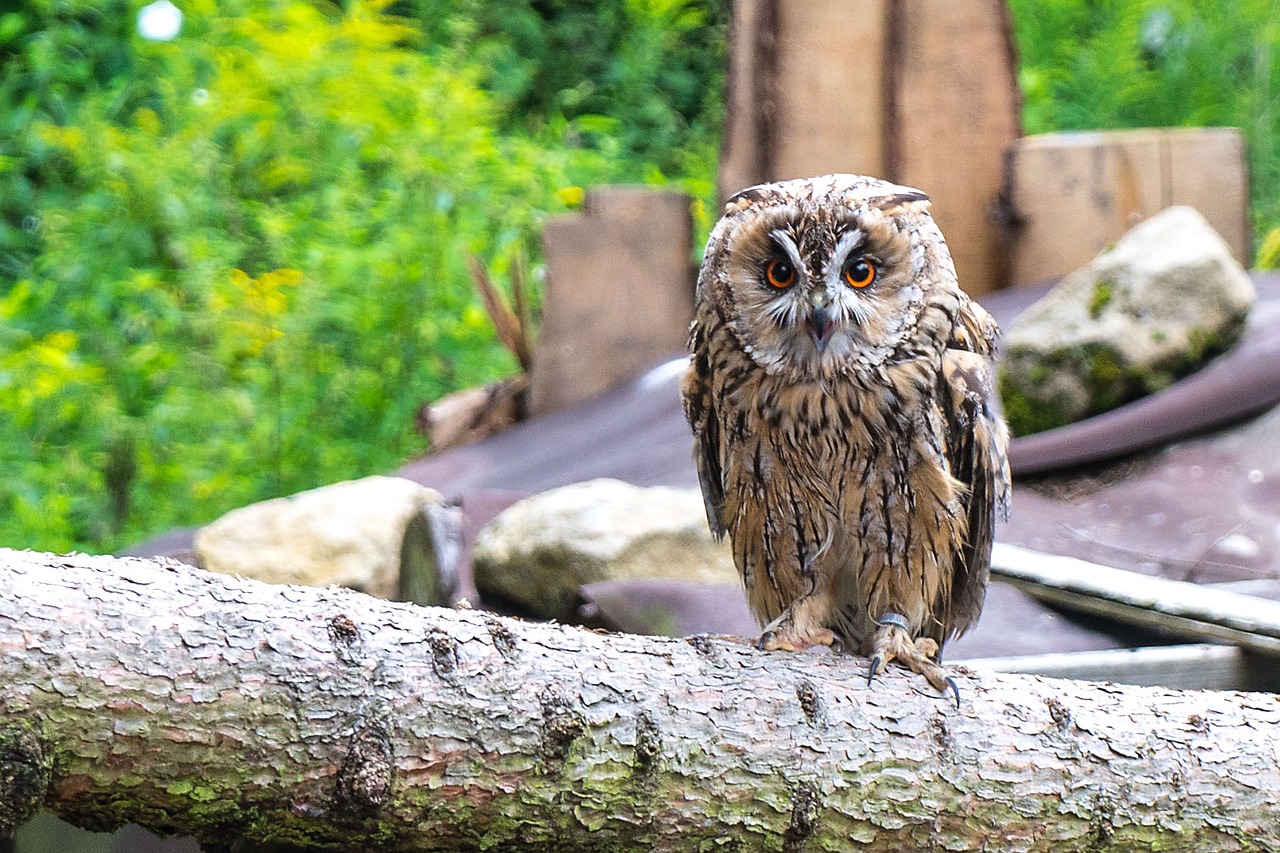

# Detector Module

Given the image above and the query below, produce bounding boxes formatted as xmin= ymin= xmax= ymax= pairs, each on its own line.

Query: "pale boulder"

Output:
xmin=999 ymin=206 xmax=1255 ymax=435
xmin=195 ymin=475 xmax=453 ymax=602
xmin=472 ymin=478 xmax=737 ymax=619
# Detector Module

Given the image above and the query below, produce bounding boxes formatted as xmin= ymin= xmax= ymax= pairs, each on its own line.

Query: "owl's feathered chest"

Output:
xmin=709 ymin=346 xmax=965 ymax=638
xmin=727 ymin=348 xmax=945 ymax=470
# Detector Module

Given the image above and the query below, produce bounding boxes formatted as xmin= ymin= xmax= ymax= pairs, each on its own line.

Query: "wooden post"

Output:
xmin=717 ymin=0 xmax=773 ymax=198
xmin=769 ymin=0 xmax=889 ymax=181
xmin=718 ymin=0 xmax=1021 ymax=295
xmin=531 ymin=187 xmax=695 ymax=415
xmin=888 ymin=0 xmax=1023 ymax=296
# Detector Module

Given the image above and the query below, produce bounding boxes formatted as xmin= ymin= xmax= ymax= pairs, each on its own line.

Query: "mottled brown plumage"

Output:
xmin=681 ymin=174 xmax=1011 ymax=696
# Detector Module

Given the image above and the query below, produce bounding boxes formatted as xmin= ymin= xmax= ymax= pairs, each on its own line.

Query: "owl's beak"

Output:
xmin=807 ymin=304 xmax=834 ymax=353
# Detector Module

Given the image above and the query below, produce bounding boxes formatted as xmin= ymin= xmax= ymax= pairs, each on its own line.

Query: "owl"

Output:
xmin=681 ymin=174 xmax=1011 ymax=699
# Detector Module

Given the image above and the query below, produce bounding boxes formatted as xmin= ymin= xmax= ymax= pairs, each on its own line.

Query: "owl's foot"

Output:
xmin=757 ymin=625 xmax=837 ymax=652
xmin=866 ymin=613 xmax=960 ymax=707
xmin=757 ymin=598 xmax=839 ymax=652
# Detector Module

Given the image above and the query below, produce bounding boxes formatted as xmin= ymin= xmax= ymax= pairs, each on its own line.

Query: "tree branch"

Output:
xmin=2 ymin=548 xmax=1278 ymax=851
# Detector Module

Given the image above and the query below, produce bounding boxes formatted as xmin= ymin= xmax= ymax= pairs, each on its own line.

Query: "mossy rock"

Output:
xmin=998 ymin=207 xmax=1254 ymax=436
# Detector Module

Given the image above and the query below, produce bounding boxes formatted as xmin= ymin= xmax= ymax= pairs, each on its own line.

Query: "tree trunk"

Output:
xmin=1 ymin=548 xmax=1278 ymax=851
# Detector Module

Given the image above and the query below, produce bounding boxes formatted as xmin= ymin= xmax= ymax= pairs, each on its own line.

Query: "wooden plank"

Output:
xmin=532 ymin=187 xmax=695 ymax=416
xmin=1007 ymin=130 xmax=1164 ymax=286
xmin=1167 ymin=127 xmax=1251 ymax=263
xmin=959 ymin=644 xmax=1280 ymax=692
xmin=717 ymin=0 xmax=1022 ymax=294
xmin=990 ymin=542 xmax=1280 ymax=656
xmin=768 ymin=0 xmax=888 ymax=182
xmin=1007 ymin=128 xmax=1250 ymax=286
xmin=889 ymin=0 xmax=1021 ymax=295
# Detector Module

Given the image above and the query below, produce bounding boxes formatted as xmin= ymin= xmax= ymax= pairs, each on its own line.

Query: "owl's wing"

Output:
xmin=948 ymin=291 xmax=1000 ymax=358
xmin=939 ymin=346 xmax=1011 ymax=643
xmin=681 ymin=324 xmax=727 ymax=540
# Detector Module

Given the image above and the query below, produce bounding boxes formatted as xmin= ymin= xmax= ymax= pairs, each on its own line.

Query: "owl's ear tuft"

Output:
xmin=870 ymin=191 xmax=931 ymax=213
xmin=725 ymin=184 xmax=773 ymax=212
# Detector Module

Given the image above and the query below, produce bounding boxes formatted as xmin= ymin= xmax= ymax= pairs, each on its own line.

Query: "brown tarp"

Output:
xmin=131 ymin=274 xmax=1280 ymax=659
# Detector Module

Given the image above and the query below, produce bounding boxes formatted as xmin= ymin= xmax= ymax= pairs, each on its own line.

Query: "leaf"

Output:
xmin=468 ymin=255 xmax=531 ymax=372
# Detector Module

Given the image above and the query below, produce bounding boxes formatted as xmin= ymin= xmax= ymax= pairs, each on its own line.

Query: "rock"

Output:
xmin=999 ymin=205 xmax=1256 ymax=436
xmin=471 ymin=478 xmax=737 ymax=620
xmin=195 ymin=476 xmax=456 ymax=602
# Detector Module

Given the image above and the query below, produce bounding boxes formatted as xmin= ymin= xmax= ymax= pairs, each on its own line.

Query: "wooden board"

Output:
xmin=718 ymin=0 xmax=1020 ymax=294
xmin=1168 ymin=127 xmax=1252 ymax=262
xmin=1007 ymin=130 xmax=1165 ymax=286
xmin=1007 ymin=128 xmax=1250 ymax=286
xmin=717 ymin=0 xmax=771 ymax=199
xmin=961 ymin=644 xmax=1280 ymax=692
xmin=990 ymin=542 xmax=1280 ymax=656
xmin=532 ymin=188 xmax=695 ymax=416
xmin=768 ymin=0 xmax=888 ymax=183
xmin=888 ymin=0 xmax=1022 ymax=295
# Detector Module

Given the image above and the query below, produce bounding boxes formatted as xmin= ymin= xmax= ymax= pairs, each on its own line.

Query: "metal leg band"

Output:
xmin=875 ymin=612 xmax=910 ymax=630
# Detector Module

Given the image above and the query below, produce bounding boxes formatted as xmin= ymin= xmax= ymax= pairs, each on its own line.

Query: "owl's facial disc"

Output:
xmin=718 ymin=202 xmax=922 ymax=378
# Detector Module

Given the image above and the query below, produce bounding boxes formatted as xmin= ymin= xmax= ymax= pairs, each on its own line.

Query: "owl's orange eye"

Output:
xmin=765 ymin=257 xmax=797 ymax=289
xmin=843 ymin=257 xmax=876 ymax=289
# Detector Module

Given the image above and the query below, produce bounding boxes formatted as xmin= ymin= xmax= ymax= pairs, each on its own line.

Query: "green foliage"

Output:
xmin=1009 ymin=0 xmax=1280 ymax=255
xmin=411 ymin=0 xmax=729 ymax=236
xmin=412 ymin=0 xmax=727 ymax=182
xmin=12 ymin=0 xmax=1280 ymax=553
xmin=1 ymin=0 xmax=708 ymax=553
xmin=1256 ymin=225 xmax=1280 ymax=269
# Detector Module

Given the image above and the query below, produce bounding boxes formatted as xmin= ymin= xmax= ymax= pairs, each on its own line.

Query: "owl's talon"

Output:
xmin=867 ymin=616 xmax=958 ymax=702
xmin=829 ymin=636 xmax=847 ymax=655
xmin=944 ymin=676 xmax=961 ymax=709
xmin=756 ymin=630 xmax=777 ymax=651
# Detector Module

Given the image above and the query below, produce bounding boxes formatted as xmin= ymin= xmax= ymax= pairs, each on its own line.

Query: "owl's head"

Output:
xmin=699 ymin=174 xmax=958 ymax=381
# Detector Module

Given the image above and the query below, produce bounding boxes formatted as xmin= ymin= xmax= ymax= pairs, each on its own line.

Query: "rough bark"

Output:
xmin=2 ymin=548 xmax=1279 ymax=851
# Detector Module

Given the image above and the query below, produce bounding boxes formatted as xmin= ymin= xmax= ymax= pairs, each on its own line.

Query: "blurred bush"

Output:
xmin=413 ymin=0 xmax=726 ymax=187
xmin=0 ymin=0 xmax=725 ymax=553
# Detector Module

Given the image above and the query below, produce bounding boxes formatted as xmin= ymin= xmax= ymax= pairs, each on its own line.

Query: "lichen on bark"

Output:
xmin=0 ymin=721 xmax=51 ymax=836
